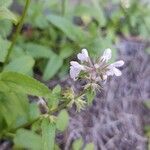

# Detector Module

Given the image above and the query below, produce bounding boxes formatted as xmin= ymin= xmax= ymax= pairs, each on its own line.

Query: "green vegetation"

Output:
xmin=0 ymin=0 xmax=150 ymax=149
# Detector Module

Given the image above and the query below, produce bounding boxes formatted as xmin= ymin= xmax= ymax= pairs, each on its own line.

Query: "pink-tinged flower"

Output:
xmin=70 ymin=61 xmax=85 ymax=81
xmin=77 ymin=49 xmax=89 ymax=63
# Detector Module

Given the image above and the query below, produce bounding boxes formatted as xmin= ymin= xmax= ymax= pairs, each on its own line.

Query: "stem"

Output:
xmin=1 ymin=89 xmax=86 ymax=138
xmin=3 ymin=0 xmax=31 ymax=67
xmin=0 ymin=99 xmax=71 ymax=138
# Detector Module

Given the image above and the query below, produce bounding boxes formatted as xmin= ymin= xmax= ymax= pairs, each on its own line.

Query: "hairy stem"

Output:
xmin=3 ymin=0 xmax=31 ymax=67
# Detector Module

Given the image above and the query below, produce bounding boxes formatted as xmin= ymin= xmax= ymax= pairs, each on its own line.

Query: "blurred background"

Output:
xmin=1 ymin=0 xmax=150 ymax=80
xmin=0 ymin=0 xmax=150 ymax=149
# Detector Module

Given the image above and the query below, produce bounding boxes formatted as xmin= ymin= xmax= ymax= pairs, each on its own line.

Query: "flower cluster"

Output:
xmin=70 ymin=48 xmax=124 ymax=89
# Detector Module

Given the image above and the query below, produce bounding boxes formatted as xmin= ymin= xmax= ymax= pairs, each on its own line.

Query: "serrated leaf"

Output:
xmin=14 ymin=129 xmax=42 ymax=150
xmin=0 ymin=72 xmax=51 ymax=98
xmin=43 ymin=54 xmax=63 ymax=80
xmin=0 ymin=7 xmax=18 ymax=24
xmin=3 ymin=55 xmax=35 ymax=74
xmin=41 ymin=119 xmax=56 ymax=150
xmin=56 ymin=109 xmax=69 ymax=131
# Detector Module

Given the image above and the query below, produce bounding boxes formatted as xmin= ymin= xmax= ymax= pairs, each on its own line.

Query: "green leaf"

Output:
xmin=47 ymin=85 xmax=61 ymax=110
xmin=46 ymin=14 xmax=86 ymax=43
xmin=0 ymin=72 xmax=51 ymax=98
xmin=91 ymin=0 xmax=106 ymax=26
xmin=54 ymin=144 xmax=61 ymax=150
xmin=43 ymin=54 xmax=63 ymax=80
xmin=59 ymin=46 xmax=74 ymax=59
xmin=56 ymin=109 xmax=69 ymax=131
xmin=0 ymin=92 xmax=29 ymax=127
xmin=0 ymin=20 xmax=12 ymax=37
xmin=41 ymin=119 xmax=56 ymax=150
xmin=0 ymin=37 xmax=10 ymax=62
xmin=86 ymin=89 xmax=95 ymax=105
xmin=84 ymin=143 xmax=94 ymax=150
xmin=3 ymin=55 xmax=35 ymax=74
xmin=74 ymin=4 xmax=105 ymax=27
xmin=34 ymin=14 xmax=49 ymax=29
xmin=144 ymin=100 xmax=150 ymax=109
xmin=10 ymin=46 xmax=26 ymax=59
xmin=14 ymin=129 xmax=42 ymax=150
xmin=52 ymin=85 xmax=61 ymax=95
xmin=25 ymin=43 xmax=54 ymax=58
xmin=72 ymin=138 xmax=83 ymax=150
xmin=0 ymin=7 xmax=18 ymax=24
xmin=0 ymin=0 xmax=12 ymax=7
xmin=29 ymin=103 xmax=41 ymax=121
xmin=146 ymin=48 xmax=150 ymax=54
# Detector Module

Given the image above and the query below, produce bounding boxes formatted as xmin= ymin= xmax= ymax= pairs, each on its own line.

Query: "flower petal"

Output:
xmin=82 ymin=49 xmax=89 ymax=58
xmin=70 ymin=66 xmax=81 ymax=80
xmin=101 ymin=48 xmax=112 ymax=62
xmin=103 ymin=75 xmax=107 ymax=80
xmin=112 ymin=60 xmax=124 ymax=67
xmin=70 ymin=61 xmax=84 ymax=70
xmin=106 ymin=69 xmax=114 ymax=76
xmin=77 ymin=48 xmax=89 ymax=62
xmin=113 ymin=67 xmax=122 ymax=76
xmin=94 ymin=63 xmax=99 ymax=69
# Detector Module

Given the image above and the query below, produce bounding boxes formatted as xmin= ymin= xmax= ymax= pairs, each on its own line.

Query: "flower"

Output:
xmin=106 ymin=60 xmax=124 ymax=77
xmin=70 ymin=61 xmax=85 ymax=81
xmin=69 ymin=48 xmax=125 ymax=88
xmin=77 ymin=49 xmax=89 ymax=63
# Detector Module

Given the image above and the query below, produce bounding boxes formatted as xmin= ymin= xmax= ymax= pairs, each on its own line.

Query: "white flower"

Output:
xmin=106 ymin=60 xmax=124 ymax=77
xmin=77 ymin=49 xmax=89 ymax=62
xmin=69 ymin=48 xmax=125 ymax=86
xmin=101 ymin=48 xmax=112 ymax=62
xmin=70 ymin=61 xmax=85 ymax=81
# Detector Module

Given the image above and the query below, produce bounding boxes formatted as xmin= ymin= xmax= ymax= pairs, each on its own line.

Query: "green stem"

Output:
xmin=1 ymin=98 xmax=71 ymax=138
xmin=1 ymin=89 xmax=86 ymax=138
xmin=3 ymin=0 xmax=31 ymax=68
